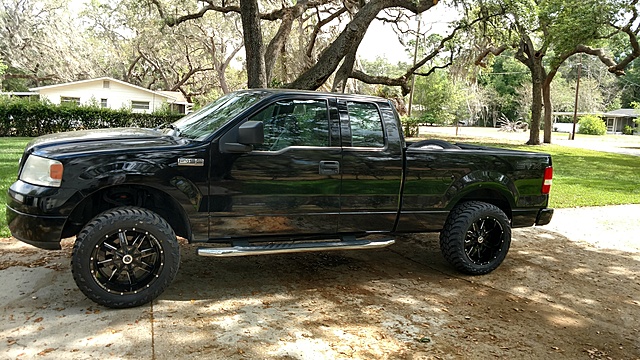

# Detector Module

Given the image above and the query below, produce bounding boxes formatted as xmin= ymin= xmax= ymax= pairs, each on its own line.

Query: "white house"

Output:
xmin=29 ymin=77 xmax=192 ymax=114
xmin=553 ymin=109 xmax=639 ymax=134
xmin=602 ymin=109 xmax=638 ymax=134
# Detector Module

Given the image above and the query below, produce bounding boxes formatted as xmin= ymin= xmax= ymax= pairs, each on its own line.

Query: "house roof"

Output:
xmin=157 ymin=91 xmax=189 ymax=104
xmin=29 ymin=77 xmax=180 ymax=102
xmin=604 ymin=108 xmax=638 ymax=118
xmin=553 ymin=109 xmax=638 ymax=118
xmin=552 ymin=111 xmax=605 ymax=117
xmin=0 ymin=91 xmax=39 ymax=96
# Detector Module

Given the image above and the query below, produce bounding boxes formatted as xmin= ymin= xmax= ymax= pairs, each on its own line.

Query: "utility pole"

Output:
xmin=570 ymin=53 xmax=582 ymax=140
xmin=407 ymin=16 xmax=421 ymax=118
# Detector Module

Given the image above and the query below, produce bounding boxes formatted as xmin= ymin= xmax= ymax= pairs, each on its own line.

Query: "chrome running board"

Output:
xmin=197 ymin=238 xmax=395 ymax=257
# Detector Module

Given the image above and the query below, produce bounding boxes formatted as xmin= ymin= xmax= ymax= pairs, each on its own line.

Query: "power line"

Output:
xmin=481 ymin=71 xmax=530 ymax=75
xmin=618 ymin=76 xmax=640 ymax=88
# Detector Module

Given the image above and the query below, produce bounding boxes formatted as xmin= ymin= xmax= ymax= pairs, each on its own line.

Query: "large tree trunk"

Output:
xmin=529 ymin=74 xmax=542 ymax=145
xmin=287 ymin=0 xmax=437 ymax=90
xmin=332 ymin=49 xmax=359 ymax=92
xmin=218 ymin=68 xmax=230 ymax=94
xmin=239 ymin=0 xmax=266 ymax=88
xmin=542 ymin=76 xmax=555 ymax=144
xmin=515 ymin=34 xmax=545 ymax=145
xmin=287 ymin=5 xmax=380 ymax=90
xmin=263 ymin=1 xmax=310 ymax=83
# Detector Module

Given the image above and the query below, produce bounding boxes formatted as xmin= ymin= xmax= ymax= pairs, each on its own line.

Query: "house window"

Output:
xmin=131 ymin=101 xmax=150 ymax=110
xmin=100 ymin=98 xmax=108 ymax=108
xmin=103 ymin=80 xmax=110 ymax=89
xmin=60 ymin=96 xmax=81 ymax=105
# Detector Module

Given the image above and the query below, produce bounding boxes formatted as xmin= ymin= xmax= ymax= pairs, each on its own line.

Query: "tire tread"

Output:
xmin=71 ymin=207 xmax=180 ymax=308
xmin=439 ymin=201 xmax=511 ymax=275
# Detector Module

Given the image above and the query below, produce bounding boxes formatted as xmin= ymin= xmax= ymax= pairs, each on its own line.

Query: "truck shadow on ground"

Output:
xmin=152 ymin=227 xmax=640 ymax=359
xmin=1 ymin=226 xmax=639 ymax=359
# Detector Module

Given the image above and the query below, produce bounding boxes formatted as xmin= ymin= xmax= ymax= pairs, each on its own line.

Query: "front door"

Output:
xmin=208 ymin=96 xmax=342 ymax=238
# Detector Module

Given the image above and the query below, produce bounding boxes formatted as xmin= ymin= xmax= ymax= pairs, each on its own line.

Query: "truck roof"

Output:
xmin=235 ymin=88 xmax=391 ymax=104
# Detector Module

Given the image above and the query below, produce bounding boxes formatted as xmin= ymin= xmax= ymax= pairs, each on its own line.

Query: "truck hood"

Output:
xmin=26 ymin=128 xmax=190 ymax=158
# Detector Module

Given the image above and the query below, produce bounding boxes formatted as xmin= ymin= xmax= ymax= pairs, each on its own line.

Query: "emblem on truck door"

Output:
xmin=178 ymin=158 xmax=205 ymax=167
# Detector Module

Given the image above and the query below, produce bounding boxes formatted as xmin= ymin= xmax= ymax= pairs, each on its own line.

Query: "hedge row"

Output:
xmin=0 ymin=97 xmax=183 ymax=137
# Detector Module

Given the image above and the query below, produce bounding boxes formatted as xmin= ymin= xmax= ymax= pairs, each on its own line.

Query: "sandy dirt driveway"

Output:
xmin=1 ymin=205 xmax=639 ymax=359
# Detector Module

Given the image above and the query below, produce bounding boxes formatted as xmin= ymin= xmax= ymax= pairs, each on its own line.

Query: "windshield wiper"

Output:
xmin=155 ymin=123 xmax=182 ymax=137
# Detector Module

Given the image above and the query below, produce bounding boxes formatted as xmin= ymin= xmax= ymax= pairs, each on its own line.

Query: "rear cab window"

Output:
xmin=346 ymin=101 xmax=385 ymax=148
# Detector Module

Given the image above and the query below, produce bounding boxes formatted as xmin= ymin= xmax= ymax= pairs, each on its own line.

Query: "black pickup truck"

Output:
xmin=6 ymin=89 xmax=553 ymax=308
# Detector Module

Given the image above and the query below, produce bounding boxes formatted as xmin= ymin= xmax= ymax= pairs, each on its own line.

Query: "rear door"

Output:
xmin=208 ymin=96 xmax=342 ymax=238
xmin=337 ymin=99 xmax=404 ymax=232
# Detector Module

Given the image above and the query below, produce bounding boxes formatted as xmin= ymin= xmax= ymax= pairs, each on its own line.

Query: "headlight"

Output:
xmin=20 ymin=155 xmax=64 ymax=187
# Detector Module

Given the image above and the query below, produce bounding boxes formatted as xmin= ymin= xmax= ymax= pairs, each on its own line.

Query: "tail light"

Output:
xmin=542 ymin=166 xmax=553 ymax=194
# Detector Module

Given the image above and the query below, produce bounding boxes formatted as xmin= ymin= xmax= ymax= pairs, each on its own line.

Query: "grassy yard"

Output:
xmin=499 ymin=144 xmax=640 ymax=208
xmin=419 ymin=132 xmax=640 ymax=209
xmin=0 ymin=138 xmax=30 ymax=237
xmin=1 ymin=134 xmax=639 ymax=236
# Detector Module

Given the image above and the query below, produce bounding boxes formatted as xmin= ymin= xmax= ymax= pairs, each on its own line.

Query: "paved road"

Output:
xmin=420 ymin=126 xmax=640 ymax=157
xmin=554 ymin=138 xmax=640 ymax=157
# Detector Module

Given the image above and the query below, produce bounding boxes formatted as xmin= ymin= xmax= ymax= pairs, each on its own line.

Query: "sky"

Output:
xmin=67 ymin=0 xmax=459 ymax=69
xmin=359 ymin=5 xmax=461 ymax=64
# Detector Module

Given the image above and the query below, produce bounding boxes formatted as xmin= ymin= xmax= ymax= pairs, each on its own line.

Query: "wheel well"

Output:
xmin=61 ymin=185 xmax=191 ymax=241
xmin=454 ymin=189 xmax=512 ymax=220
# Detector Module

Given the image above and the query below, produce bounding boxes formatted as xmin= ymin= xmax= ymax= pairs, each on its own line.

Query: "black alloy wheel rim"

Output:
xmin=464 ymin=216 xmax=504 ymax=265
xmin=90 ymin=228 xmax=164 ymax=294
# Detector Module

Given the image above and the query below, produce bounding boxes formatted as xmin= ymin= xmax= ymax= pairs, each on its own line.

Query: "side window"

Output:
xmin=347 ymin=102 xmax=384 ymax=148
xmin=252 ymin=99 xmax=330 ymax=151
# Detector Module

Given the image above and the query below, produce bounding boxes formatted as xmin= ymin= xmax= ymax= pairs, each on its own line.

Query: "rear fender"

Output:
xmin=446 ymin=170 xmax=517 ymax=213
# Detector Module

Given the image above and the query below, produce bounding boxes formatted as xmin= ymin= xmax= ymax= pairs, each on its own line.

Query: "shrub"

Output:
xmin=0 ymin=96 xmax=183 ymax=137
xmin=624 ymin=125 xmax=634 ymax=135
xmin=400 ymin=116 xmax=420 ymax=137
xmin=577 ymin=115 xmax=607 ymax=136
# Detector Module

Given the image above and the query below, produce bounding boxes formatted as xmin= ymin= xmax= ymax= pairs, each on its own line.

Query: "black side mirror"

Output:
xmin=238 ymin=121 xmax=264 ymax=144
xmin=220 ymin=121 xmax=264 ymax=153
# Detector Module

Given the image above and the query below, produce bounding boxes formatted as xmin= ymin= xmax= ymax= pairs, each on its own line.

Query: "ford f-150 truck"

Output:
xmin=6 ymin=89 xmax=554 ymax=308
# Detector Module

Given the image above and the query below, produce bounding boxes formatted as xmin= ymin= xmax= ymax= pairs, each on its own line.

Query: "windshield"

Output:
xmin=172 ymin=90 xmax=271 ymax=141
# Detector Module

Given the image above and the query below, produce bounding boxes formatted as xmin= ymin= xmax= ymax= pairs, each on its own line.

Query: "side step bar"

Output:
xmin=197 ymin=238 xmax=395 ymax=257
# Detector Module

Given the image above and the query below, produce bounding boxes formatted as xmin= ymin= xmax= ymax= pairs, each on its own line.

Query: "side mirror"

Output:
xmin=238 ymin=121 xmax=264 ymax=145
xmin=220 ymin=121 xmax=264 ymax=154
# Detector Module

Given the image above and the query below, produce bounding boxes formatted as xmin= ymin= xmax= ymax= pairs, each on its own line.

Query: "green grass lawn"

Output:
xmin=421 ymin=134 xmax=640 ymax=209
xmin=1 ymin=135 xmax=639 ymax=236
xmin=502 ymin=144 xmax=640 ymax=208
xmin=1 ymin=138 xmax=30 ymax=237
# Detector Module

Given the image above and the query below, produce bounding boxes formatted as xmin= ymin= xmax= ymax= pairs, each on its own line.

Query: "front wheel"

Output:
xmin=71 ymin=207 xmax=180 ymax=308
xmin=439 ymin=201 xmax=511 ymax=275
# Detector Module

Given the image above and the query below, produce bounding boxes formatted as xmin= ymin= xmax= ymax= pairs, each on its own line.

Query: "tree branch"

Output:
xmin=415 ymin=62 xmax=452 ymax=77
xmin=171 ymin=67 xmax=216 ymax=91
xmin=350 ymin=70 xmax=411 ymax=95
xmin=125 ymin=54 xmax=143 ymax=82
xmin=306 ymin=7 xmax=347 ymax=58
xmin=474 ymin=45 xmax=507 ymax=67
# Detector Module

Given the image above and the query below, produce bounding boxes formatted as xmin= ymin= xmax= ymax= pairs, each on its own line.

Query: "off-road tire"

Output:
xmin=439 ymin=201 xmax=511 ymax=275
xmin=71 ymin=207 xmax=180 ymax=308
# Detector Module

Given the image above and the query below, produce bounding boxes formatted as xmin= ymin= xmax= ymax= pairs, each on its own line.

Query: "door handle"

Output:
xmin=319 ymin=161 xmax=340 ymax=175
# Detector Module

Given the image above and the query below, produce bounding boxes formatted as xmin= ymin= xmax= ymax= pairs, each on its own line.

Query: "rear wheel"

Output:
xmin=439 ymin=201 xmax=511 ymax=275
xmin=71 ymin=207 xmax=180 ymax=308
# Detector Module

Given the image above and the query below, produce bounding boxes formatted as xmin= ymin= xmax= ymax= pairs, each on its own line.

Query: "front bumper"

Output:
xmin=535 ymin=208 xmax=554 ymax=226
xmin=6 ymin=180 xmax=73 ymax=250
xmin=6 ymin=205 xmax=65 ymax=249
